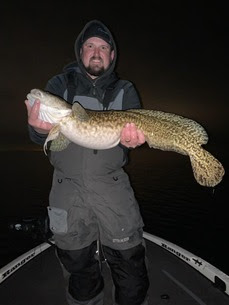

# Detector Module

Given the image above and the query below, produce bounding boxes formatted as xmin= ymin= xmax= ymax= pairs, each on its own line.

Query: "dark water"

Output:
xmin=1 ymin=146 xmax=228 ymax=275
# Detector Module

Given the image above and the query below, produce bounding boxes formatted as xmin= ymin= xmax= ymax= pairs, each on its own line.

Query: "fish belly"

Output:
xmin=61 ymin=123 xmax=121 ymax=150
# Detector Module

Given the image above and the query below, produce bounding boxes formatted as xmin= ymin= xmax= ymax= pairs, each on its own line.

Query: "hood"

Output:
xmin=74 ymin=20 xmax=117 ymax=82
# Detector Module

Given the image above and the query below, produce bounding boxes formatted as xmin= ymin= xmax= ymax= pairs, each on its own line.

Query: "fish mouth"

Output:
xmin=26 ymin=93 xmax=32 ymax=99
xmin=27 ymin=89 xmax=43 ymax=106
xmin=27 ymin=93 xmax=36 ymax=107
xmin=27 ymin=89 xmax=42 ymax=99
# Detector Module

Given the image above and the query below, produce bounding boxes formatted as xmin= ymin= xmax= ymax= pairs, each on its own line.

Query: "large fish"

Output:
xmin=27 ymin=89 xmax=225 ymax=187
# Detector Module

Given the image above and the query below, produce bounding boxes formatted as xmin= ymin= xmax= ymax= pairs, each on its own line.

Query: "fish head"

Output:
xmin=26 ymin=89 xmax=72 ymax=124
xmin=27 ymin=89 xmax=69 ymax=108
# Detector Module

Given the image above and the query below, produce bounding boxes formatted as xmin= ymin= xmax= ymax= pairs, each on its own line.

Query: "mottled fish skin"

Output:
xmin=27 ymin=89 xmax=225 ymax=187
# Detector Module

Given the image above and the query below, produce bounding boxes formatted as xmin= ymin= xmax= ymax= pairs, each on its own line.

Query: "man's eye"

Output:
xmin=85 ymin=44 xmax=93 ymax=49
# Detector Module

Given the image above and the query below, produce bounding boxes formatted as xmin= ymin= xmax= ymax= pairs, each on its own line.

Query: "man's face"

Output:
xmin=80 ymin=37 xmax=114 ymax=78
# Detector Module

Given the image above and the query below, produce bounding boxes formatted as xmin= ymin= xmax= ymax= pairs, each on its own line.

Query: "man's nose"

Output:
xmin=93 ymin=47 xmax=100 ymax=56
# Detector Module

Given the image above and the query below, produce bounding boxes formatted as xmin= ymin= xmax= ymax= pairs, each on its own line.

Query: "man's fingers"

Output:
xmin=24 ymin=100 xmax=31 ymax=115
xmin=120 ymin=123 xmax=145 ymax=148
xmin=25 ymin=99 xmax=40 ymax=121
xmin=24 ymin=99 xmax=53 ymax=133
xmin=121 ymin=123 xmax=131 ymax=142
xmin=29 ymin=100 xmax=40 ymax=121
xmin=129 ymin=123 xmax=138 ymax=143
xmin=137 ymin=129 xmax=145 ymax=145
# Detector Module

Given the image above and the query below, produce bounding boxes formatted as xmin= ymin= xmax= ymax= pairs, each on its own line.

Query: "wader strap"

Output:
xmin=102 ymin=79 xmax=119 ymax=110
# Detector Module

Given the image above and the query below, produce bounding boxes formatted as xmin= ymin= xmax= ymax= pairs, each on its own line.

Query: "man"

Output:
xmin=25 ymin=20 xmax=149 ymax=305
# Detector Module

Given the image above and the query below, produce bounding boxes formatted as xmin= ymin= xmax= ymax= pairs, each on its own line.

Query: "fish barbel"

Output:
xmin=27 ymin=89 xmax=225 ymax=187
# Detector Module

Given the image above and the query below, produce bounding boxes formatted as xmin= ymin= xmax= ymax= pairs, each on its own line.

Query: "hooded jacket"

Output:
xmin=28 ymin=20 xmax=142 ymax=178
xmin=28 ymin=20 xmax=145 ymax=254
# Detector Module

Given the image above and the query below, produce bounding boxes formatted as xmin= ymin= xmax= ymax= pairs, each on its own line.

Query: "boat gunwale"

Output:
xmin=0 ymin=232 xmax=228 ymax=296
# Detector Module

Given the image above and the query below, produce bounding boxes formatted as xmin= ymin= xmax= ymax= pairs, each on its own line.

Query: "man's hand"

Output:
xmin=24 ymin=99 xmax=53 ymax=134
xmin=120 ymin=123 xmax=145 ymax=148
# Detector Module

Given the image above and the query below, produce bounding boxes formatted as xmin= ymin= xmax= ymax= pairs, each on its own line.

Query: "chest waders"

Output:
xmin=48 ymin=72 xmax=149 ymax=305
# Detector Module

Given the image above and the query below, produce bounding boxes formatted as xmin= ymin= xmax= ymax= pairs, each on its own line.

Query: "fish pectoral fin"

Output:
xmin=50 ymin=133 xmax=71 ymax=152
xmin=43 ymin=125 xmax=61 ymax=155
xmin=72 ymin=102 xmax=89 ymax=121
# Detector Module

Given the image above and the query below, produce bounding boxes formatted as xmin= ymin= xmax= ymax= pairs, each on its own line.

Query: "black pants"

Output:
xmin=57 ymin=241 xmax=149 ymax=305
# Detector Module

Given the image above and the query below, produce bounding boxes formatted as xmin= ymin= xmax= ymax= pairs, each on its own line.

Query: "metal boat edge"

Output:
xmin=143 ymin=232 xmax=229 ymax=295
xmin=0 ymin=241 xmax=53 ymax=283
xmin=1 ymin=232 xmax=228 ymax=296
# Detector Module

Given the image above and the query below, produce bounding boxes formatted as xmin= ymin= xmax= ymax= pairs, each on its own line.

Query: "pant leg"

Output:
xmin=103 ymin=243 xmax=149 ymax=305
xmin=66 ymin=290 xmax=104 ymax=305
xmin=56 ymin=240 xmax=104 ymax=304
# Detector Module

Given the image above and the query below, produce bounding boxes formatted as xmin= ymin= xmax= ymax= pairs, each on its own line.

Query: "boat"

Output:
xmin=0 ymin=231 xmax=229 ymax=304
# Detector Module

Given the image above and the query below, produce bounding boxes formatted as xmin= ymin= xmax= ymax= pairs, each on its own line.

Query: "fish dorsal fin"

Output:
xmin=72 ymin=102 xmax=89 ymax=121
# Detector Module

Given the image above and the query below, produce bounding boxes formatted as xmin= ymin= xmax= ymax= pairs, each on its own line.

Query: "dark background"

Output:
xmin=1 ymin=2 xmax=228 ymax=273
xmin=1 ymin=2 xmax=228 ymax=149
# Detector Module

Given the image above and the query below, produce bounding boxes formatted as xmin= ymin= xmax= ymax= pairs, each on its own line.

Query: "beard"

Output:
xmin=84 ymin=56 xmax=105 ymax=77
xmin=85 ymin=65 xmax=105 ymax=77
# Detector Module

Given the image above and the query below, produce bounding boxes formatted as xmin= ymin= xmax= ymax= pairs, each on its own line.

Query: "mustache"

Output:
xmin=90 ymin=56 xmax=103 ymax=62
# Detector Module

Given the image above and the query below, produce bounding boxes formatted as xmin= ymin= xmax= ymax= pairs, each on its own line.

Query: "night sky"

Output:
xmin=1 ymin=2 xmax=228 ymax=152
xmin=1 ymin=1 xmax=229 ymax=275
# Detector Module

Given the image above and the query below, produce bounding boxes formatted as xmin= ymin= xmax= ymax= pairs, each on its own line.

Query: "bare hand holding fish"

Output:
xmin=25 ymin=99 xmax=53 ymax=134
xmin=26 ymin=89 xmax=225 ymax=187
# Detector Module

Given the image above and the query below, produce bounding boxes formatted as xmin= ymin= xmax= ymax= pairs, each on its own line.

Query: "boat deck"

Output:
xmin=0 ymin=237 xmax=228 ymax=305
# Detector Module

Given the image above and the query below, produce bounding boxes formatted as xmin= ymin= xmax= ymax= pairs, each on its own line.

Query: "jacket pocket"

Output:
xmin=47 ymin=206 xmax=68 ymax=234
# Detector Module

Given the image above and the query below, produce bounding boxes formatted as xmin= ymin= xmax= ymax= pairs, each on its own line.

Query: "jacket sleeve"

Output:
xmin=27 ymin=125 xmax=48 ymax=145
xmin=45 ymin=73 xmax=68 ymax=96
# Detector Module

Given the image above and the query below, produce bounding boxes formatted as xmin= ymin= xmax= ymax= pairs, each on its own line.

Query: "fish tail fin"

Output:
xmin=190 ymin=147 xmax=225 ymax=187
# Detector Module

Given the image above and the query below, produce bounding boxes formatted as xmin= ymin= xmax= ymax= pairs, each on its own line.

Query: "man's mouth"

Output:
xmin=90 ymin=57 xmax=103 ymax=64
